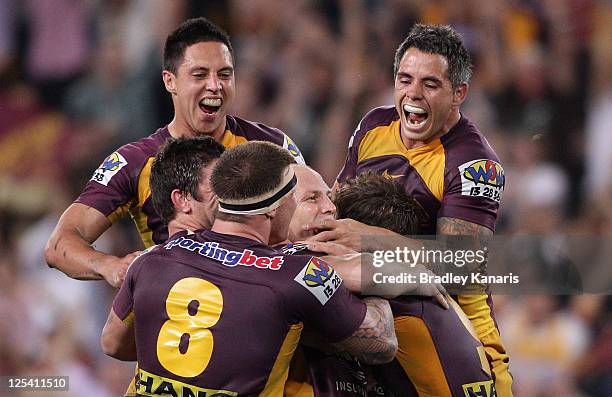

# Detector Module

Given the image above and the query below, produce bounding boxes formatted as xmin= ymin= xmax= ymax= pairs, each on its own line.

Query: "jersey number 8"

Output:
xmin=156 ymin=278 xmax=223 ymax=377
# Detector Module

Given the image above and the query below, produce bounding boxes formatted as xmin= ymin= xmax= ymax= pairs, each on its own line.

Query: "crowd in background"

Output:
xmin=0 ymin=0 xmax=610 ymax=396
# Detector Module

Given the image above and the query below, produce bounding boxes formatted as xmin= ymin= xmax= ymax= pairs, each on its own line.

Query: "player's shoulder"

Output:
xmin=227 ymin=115 xmax=304 ymax=163
xmin=227 ymin=115 xmax=285 ymax=144
xmin=116 ymin=126 xmax=171 ymax=160
xmin=441 ymin=115 xmax=502 ymax=166
xmin=350 ymin=106 xmax=399 ymax=148
xmin=102 ymin=126 xmax=169 ymax=170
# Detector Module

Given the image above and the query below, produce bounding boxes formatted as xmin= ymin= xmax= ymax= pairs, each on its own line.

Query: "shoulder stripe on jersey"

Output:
xmin=221 ymin=130 xmax=248 ymax=148
xmin=394 ymin=316 xmax=453 ymax=397
xmin=107 ymin=200 xmax=134 ymax=225
xmin=260 ymin=323 xmax=303 ymax=396
xmin=357 ymin=120 xmax=402 ymax=162
xmin=357 ymin=120 xmax=445 ymax=201
xmin=133 ymin=157 xmax=155 ymax=247
xmin=402 ymin=138 xmax=446 ymax=202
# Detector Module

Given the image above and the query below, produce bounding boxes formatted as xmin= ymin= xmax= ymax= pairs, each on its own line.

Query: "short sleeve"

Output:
xmin=282 ymin=133 xmax=306 ymax=165
xmin=438 ymin=158 xmax=505 ymax=231
xmin=336 ymin=125 xmax=361 ymax=184
xmin=284 ymin=257 xmax=366 ymax=343
xmin=75 ymin=147 xmax=144 ymax=223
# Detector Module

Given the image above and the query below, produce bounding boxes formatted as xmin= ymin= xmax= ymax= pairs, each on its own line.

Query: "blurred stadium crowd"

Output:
xmin=0 ymin=0 xmax=610 ymax=396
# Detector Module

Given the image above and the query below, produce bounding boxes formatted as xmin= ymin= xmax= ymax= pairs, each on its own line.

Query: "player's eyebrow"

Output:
xmin=422 ymin=76 xmax=443 ymax=85
xmin=397 ymin=71 xmax=443 ymax=84
xmin=189 ymin=66 xmax=234 ymax=73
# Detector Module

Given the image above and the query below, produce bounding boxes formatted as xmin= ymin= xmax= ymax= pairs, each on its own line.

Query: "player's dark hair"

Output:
xmin=394 ymin=24 xmax=472 ymax=88
xmin=151 ymin=136 xmax=225 ymax=225
xmin=334 ymin=171 xmax=428 ymax=236
xmin=163 ymin=17 xmax=234 ymax=73
xmin=212 ymin=141 xmax=296 ymax=221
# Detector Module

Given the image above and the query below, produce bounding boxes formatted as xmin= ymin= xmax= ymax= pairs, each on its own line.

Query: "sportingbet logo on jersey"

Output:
xmin=294 ymin=257 xmax=342 ymax=305
xmin=91 ymin=152 xmax=127 ymax=186
xmin=165 ymin=236 xmax=284 ymax=270
xmin=458 ymin=159 xmax=505 ymax=202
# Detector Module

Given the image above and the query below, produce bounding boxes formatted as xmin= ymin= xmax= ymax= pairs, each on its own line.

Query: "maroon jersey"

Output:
xmin=279 ymin=243 xmax=387 ymax=397
xmin=76 ymin=116 xmax=305 ymax=247
xmin=337 ymin=106 xmax=511 ymax=396
xmin=280 ymin=244 xmax=493 ymax=397
xmin=113 ymin=230 xmax=365 ymax=396
xmin=337 ymin=106 xmax=504 ymax=234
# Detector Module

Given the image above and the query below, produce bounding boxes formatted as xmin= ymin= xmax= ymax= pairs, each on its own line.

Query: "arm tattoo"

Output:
xmin=437 ymin=217 xmax=493 ymax=246
xmin=437 ymin=216 xmax=494 ymax=280
xmin=333 ymin=297 xmax=397 ymax=365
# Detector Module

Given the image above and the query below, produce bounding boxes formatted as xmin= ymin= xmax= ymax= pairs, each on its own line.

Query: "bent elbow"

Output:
xmin=100 ymin=332 xmax=120 ymax=358
xmin=44 ymin=238 xmax=58 ymax=268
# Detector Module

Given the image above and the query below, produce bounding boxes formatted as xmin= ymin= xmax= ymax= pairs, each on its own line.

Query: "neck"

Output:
xmin=167 ymin=116 xmax=227 ymax=141
xmin=211 ymin=218 xmax=270 ymax=245
xmin=167 ymin=216 xmax=209 ymax=237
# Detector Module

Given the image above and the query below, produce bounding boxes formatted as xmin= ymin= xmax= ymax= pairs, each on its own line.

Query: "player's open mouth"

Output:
xmin=403 ymin=104 xmax=428 ymax=128
xmin=199 ymin=98 xmax=222 ymax=114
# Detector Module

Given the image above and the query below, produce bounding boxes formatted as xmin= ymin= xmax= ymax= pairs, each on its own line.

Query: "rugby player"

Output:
xmin=101 ymin=141 xmax=397 ymax=396
xmin=45 ymin=17 xmax=305 ymax=288
xmin=309 ymin=24 xmax=512 ymax=396
xmin=335 ymin=172 xmax=496 ymax=396
xmin=284 ymin=167 xmax=495 ymax=396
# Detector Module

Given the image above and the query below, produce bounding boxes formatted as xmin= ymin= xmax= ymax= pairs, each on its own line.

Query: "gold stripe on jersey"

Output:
xmin=107 ymin=200 xmax=134 ymax=225
xmin=394 ymin=316 xmax=452 ymax=397
xmin=457 ymin=295 xmax=497 ymax=340
xmin=122 ymin=311 xmax=135 ymax=327
xmin=357 ymin=121 xmax=404 ymax=163
xmin=448 ymin=297 xmax=479 ymax=340
xmin=401 ymin=138 xmax=445 ymax=202
xmin=132 ymin=158 xmax=155 ymax=247
xmin=221 ymin=129 xmax=248 ymax=148
xmin=357 ymin=120 xmax=445 ymax=201
xmin=284 ymin=346 xmax=315 ymax=397
xmin=260 ymin=323 xmax=304 ymax=396
xmin=457 ymin=294 xmax=513 ymax=396
xmin=136 ymin=368 xmax=237 ymax=397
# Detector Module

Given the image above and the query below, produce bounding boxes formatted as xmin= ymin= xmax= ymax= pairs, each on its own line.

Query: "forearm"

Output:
xmin=45 ymin=228 xmax=114 ymax=280
xmin=333 ymin=297 xmax=397 ymax=365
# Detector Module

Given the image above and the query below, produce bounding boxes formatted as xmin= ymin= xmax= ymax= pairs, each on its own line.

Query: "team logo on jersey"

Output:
xmin=91 ymin=152 xmax=127 ymax=186
xmin=458 ymin=159 xmax=504 ymax=203
xmin=462 ymin=380 xmax=497 ymax=397
xmin=281 ymin=243 xmax=310 ymax=255
xmin=294 ymin=257 xmax=342 ymax=305
xmin=283 ymin=134 xmax=305 ymax=164
xmin=303 ymin=257 xmax=334 ymax=287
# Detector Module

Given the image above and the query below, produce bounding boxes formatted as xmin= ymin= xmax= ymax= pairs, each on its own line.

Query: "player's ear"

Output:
xmin=163 ymin=70 xmax=177 ymax=94
xmin=452 ymin=82 xmax=469 ymax=107
xmin=171 ymin=189 xmax=191 ymax=214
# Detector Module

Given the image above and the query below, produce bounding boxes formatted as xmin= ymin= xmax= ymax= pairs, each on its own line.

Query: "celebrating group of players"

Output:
xmin=45 ymin=17 xmax=512 ymax=397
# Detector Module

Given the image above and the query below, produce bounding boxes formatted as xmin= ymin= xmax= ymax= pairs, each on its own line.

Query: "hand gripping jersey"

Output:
xmin=113 ymin=230 xmax=365 ymax=396
xmin=76 ymin=116 xmax=305 ymax=247
xmin=337 ymin=106 xmax=511 ymax=397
